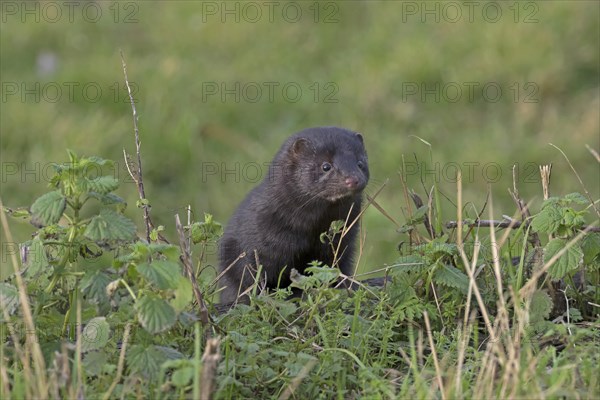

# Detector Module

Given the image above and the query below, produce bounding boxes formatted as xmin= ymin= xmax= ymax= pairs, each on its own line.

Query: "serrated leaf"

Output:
xmin=147 ymin=243 xmax=180 ymax=261
xmin=566 ymin=308 xmax=583 ymax=322
xmin=392 ymin=254 xmax=427 ymax=272
xmin=189 ymin=213 xmax=223 ymax=244
xmin=80 ymin=270 xmax=112 ymax=304
xmin=171 ymin=275 xmax=193 ymax=312
xmin=23 ymin=237 xmax=49 ymax=278
xmin=561 ymin=209 xmax=585 ymax=230
xmin=304 ymin=265 xmax=340 ymax=284
xmin=127 ymin=344 xmax=167 ymax=380
xmin=564 ymin=192 xmax=588 ymax=205
xmin=82 ymin=351 xmax=109 ymax=377
xmin=580 ymin=233 xmax=600 ymax=266
xmin=544 ymin=239 xmax=583 ymax=279
xmin=531 ymin=204 xmax=562 ymax=235
xmin=137 ymin=260 xmax=181 ymax=290
xmin=87 ymin=192 xmax=125 ymax=205
xmin=80 ymin=155 xmax=114 ymax=170
xmin=136 ymin=294 xmax=177 ymax=333
xmin=81 ymin=317 xmax=110 ymax=352
xmin=530 ymin=290 xmax=553 ymax=324
xmin=84 ymin=209 xmax=136 ymax=241
xmin=86 ymin=176 xmax=119 ymax=194
xmin=30 ymin=191 xmax=66 ymax=226
xmin=405 ymin=205 xmax=429 ymax=225
xmin=0 ymin=283 xmax=19 ymax=315
xmin=433 ymin=264 xmax=469 ymax=294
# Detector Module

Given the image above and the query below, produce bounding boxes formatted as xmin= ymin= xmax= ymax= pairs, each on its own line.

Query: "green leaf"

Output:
xmin=30 ymin=191 xmax=66 ymax=226
xmin=82 ymin=351 xmax=109 ymax=377
xmin=80 ymin=270 xmax=112 ymax=304
xmin=189 ymin=213 xmax=223 ymax=244
xmin=529 ymin=290 xmax=553 ymax=324
xmin=0 ymin=283 xmax=19 ymax=315
xmin=4 ymin=207 xmax=31 ymax=220
xmin=81 ymin=317 xmax=110 ymax=352
xmin=23 ymin=237 xmax=49 ymax=278
xmin=561 ymin=209 xmax=585 ymax=230
xmin=137 ymin=260 xmax=181 ymax=290
xmin=433 ymin=264 xmax=469 ymax=294
xmin=171 ymin=275 xmax=193 ymax=313
xmin=565 ymin=308 xmax=583 ymax=322
xmin=305 ymin=265 xmax=340 ymax=284
xmin=392 ymin=254 xmax=427 ymax=273
xmin=544 ymin=239 xmax=583 ymax=279
xmin=580 ymin=233 xmax=600 ymax=267
xmin=405 ymin=205 xmax=429 ymax=225
xmin=127 ymin=344 xmax=167 ymax=380
xmin=172 ymin=367 xmax=194 ymax=387
xmin=87 ymin=192 xmax=125 ymax=206
xmin=86 ymin=176 xmax=119 ymax=194
xmin=564 ymin=192 xmax=588 ymax=205
xmin=531 ymin=204 xmax=562 ymax=235
xmin=79 ymin=155 xmax=114 ymax=174
xmin=84 ymin=209 xmax=136 ymax=241
xmin=136 ymin=294 xmax=177 ymax=333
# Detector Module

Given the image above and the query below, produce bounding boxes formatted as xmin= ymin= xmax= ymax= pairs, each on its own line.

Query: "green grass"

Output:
xmin=1 ymin=1 xmax=599 ymax=398
xmin=1 ymin=1 xmax=599 ymax=278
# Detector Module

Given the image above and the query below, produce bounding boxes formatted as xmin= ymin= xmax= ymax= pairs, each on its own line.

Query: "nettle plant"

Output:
xmin=1 ymin=151 xmax=206 ymax=360
xmin=389 ymin=191 xmax=599 ymax=328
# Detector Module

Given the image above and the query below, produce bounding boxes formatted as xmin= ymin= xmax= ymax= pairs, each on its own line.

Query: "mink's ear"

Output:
xmin=355 ymin=132 xmax=364 ymax=144
xmin=291 ymin=138 xmax=314 ymax=157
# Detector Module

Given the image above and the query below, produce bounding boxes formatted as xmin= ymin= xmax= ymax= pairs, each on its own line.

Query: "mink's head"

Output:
xmin=274 ymin=127 xmax=369 ymax=202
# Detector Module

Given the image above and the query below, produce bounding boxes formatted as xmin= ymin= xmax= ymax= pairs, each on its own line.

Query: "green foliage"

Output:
xmin=1 ymin=152 xmax=221 ymax=397
xmin=3 ymin=148 xmax=599 ymax=398
xmin=543 ymin=238 xmax=584 ymax=279
xmin=531 ymin=193 xmax=597 ymax=282
xmin=531 ymin=193 xmax=588 ymax=237
xmin=188 ymin=213 xmax=223 ymax=244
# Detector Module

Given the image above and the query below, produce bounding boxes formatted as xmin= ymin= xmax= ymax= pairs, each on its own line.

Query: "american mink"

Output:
xmin=218 ymin=126 xmax=369 ymax=303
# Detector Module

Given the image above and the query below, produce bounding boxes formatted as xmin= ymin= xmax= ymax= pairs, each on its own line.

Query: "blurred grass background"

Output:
xmin=1 ymin=1 xmax=598 ymax=279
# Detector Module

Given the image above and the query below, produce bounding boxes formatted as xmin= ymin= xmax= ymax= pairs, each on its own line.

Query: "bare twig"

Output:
xmin=175 ymin=214 xmax=210 ymax=326
xmin=0 ymin=197 xmax=47 ymax=398
xmin=200 ymin=337 xmax=221 ymax=400
xmin=424 ymin=311 xmax=446 ymax=400
xmin=102 ymin=323 xmax=131 ymax=400
xmin=539 ymin=164 xmax=552 ymax=202
xmin=585 ymin=144 xmax=600 ymax=163
xmin=120 ymin=51 xmax=153 ymax=243
xmin=409 ymin=191 xmax=435 ymax=238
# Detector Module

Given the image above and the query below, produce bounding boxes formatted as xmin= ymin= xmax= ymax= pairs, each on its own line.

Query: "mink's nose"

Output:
xmin=345 ymin=176 xmax=360 ymax=189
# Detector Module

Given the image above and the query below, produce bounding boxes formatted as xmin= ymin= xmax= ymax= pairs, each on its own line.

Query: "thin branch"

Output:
xmin=120 ymin=51 xmax=152 ymax=243
xmin=102 ymin=323 xmax=131 ymax=400
xmin=175 ymin=214 xmax=210 ymax=326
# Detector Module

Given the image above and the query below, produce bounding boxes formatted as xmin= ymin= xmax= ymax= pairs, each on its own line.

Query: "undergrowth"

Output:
xmin=1 ymin=142 xmax=598 ymax=399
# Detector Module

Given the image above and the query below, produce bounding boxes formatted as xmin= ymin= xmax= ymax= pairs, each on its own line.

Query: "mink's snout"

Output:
xmin=345 ymin=175 xmax=363 ymax=190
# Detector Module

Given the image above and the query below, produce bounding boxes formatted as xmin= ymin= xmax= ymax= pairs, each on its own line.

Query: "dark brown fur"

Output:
xmin=218 ymin=126 xmax=369 ymax=303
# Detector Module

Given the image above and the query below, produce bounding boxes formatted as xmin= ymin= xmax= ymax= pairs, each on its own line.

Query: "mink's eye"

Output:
xmin=321 ymin=162 xmax=332 ymax=172
xmin=357 ymin=160 xmax=365 ymax=170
